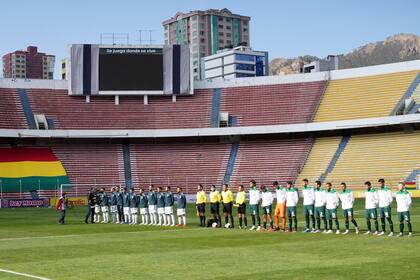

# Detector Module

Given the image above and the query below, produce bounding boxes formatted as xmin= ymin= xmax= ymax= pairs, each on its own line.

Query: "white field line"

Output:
xmin=0 ymin=227 xmax=204 ymax=241
xmin=0 ymin=268 xmax=52 ymax=280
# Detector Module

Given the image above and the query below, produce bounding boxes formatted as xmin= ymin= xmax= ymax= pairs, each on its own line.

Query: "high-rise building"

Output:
xmin=2 ymin=46 xmax=55 ymax=79
xmin=163 ymin=8 xmax=251 ymax=80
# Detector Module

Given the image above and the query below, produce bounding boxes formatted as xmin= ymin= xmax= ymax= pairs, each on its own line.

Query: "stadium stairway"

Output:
xmin=406 ymin=169 xmax=420 ymax=183
xmin=392 ymin=72 xmax=420 ymax=115
xmin=319 ymin=136 xmax=350 ymax=183
xmin=223 ymin=142 xmax=239 ymax=185
xmin=210 ymin=88 xmax=221 ymax=127
xmin=17 ymin=88 xmax=36 ymax=129
xmin=324 ymin=131 xmax=420 ymax=189
xmin=295 ymin=136 xmax=342 ymax=183
xmin=314 ymin=71 xmax=419 ymax=122
xmin=408 ymin=83 xmax=420 ymax=114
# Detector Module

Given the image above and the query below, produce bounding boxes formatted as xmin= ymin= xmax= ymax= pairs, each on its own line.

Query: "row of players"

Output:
xmin=197 ymin=178 xmax=413 ymax=236
xmin=84 ymin=186 xmax=187 ymax=227
xmin=81 ymin=178 xmax=413 ymax=237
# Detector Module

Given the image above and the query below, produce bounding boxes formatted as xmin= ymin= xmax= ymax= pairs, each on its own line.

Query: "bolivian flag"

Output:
xmin=0 ymin=147 xmax=69 ymax=192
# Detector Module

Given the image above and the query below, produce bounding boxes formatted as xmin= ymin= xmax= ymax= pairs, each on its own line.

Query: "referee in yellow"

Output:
xmin=210 ymin=185 xmax=222 ymax=227
xmin=196 ymin=184 xmax=207 ymax=227
xmin=235 ymin=184 xmax=248 ymax=229
xmin=221 ymin=184 xmax=234 ymax=228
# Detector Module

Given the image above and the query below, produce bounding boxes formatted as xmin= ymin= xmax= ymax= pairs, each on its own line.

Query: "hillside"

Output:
xmin=270 ymin=33 xmax=420 ymax=75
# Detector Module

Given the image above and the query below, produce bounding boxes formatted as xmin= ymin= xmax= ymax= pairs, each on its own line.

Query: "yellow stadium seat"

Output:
xmin=314 ymin=71 xmax=419 ymax=122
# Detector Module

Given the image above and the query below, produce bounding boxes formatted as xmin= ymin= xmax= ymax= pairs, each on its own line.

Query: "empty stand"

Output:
xmin=25 ymin=88 xmax=213 ymax=129
xmin=295 ymin=136 xmax=342 ymax=183
xmin=131 ymin=143 xmax=230 ymax=193
xmin=325 ymin=131 xmax=420 ymax=189
xmin=0 ymin=88 xmax=27 ymax=129
xmin=230 ymin=138 xmax=313 ymax=188
xmin=220 ymin=81 xmax=327 ymax=126
xmin=314 ymin=71 xmax=419 ymax=122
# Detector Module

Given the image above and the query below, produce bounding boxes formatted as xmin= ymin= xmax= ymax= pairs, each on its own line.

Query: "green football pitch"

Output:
xmin=0 ymin=199 xmax=419 ymax=280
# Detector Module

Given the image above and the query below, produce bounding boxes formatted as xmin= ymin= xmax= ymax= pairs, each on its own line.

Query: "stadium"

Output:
xmin=1 ymin=3 xmax=420 ymax=280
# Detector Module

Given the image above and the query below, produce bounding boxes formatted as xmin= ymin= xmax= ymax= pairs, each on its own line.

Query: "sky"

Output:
xmin=1 ymin=0 xmax=419 ymax=78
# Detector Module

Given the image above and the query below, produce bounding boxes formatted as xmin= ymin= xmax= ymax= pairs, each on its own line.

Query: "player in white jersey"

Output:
xmin=338 ymin=182 xmax=360 ymax=234
xmin=285 ymin=181 xmax=299 ymax=232
xmin=248 ymin=179 xmax=262 ymax=231
xmin=302 ymin=179 xmax=316 ymax=233
xmin=377 ymin=178 xmax=394 ymax=236
xmin=314 ymin=181 xmax=327 ymax=233
xmin=395 ymin=182 xmax=413 ymax=237
xmin=260 ymin=185 xmax=274 ymax=231
xmin=364 ymin=181 xmax=379 ymax=235
xmin=325 ymin=182 xmax=340 ymax=234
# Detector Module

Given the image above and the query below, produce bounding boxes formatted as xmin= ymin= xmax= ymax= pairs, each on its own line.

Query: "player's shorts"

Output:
xmin=111 ymin=205 xmax=118 ymax=213
xmin=177 ymin=208 xmax=186 ymax=216
xmin=342 ymin=208 xmax=354 ymax=219
xmin=274 ymin=203 xmax=286 ymax=218
xmin=164 ymin=206 xmax=173 ymax=215
xmin=196 ymin=203 xmax=205 ymax=213
xmin=286 ymin=206 xmax=297 ymax=217
xmin=123 ymin=207 xmax=130 ymax=215
xmin=101 ymin=206 xmax=109 ymax=213
xmin=378 ymin=206 xmax=391 ymax=218
xmin=94 ymin=205 xmax=101 ymax=214
xmin=315 ymin=206 xmax=326 ymax=218
xmin=223 ymin=202 xmax=233 ymax=214
xmin=262 ymin=205 xmax=272 ymax=215
xmin=249 ymin=204 xmax=260 ymax=216
xmin=130 ymin=207 xmax=138 ymax=214
xmin=303 ymin=204 xmax=314 ymax=216
xmin=397 ymin=211 xmax=410 ymax=222
xmin=157 ymin=207 xmax=165 ymax=215
xmin=140 ymin=208 xmax=148 ymax=215
xmin=210 ymin=202 xmax=220 ymax=214
xmin=148 ymin=205 xmax=157 ymax=214
xmin=237 ymin=203 xmax=246 ymax=214
xmin=326 ymin=208 xmax=337 ymax=219
xmin=365 ymin=208 xmax=377 ymax=219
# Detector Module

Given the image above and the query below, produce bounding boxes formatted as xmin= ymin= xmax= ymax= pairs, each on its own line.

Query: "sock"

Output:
xmin=328 ymin=219 xmax=332 ymax=230
xmin=225 ymin=216 xmax=229 ymax=225
xmin=282 ymin=217 xmax=286 ymax=230
xmin=305 ymin=215 xmax=309 ymax=229
xmin=199 ymin=216 xmax=203 ymax=226
xmin=293 ymin=217 xmax=297 ymax=231
xmin=257 ymin=216 xmax=261 ymax=226
xmin=270 ymin=220 xmax=273 ymax=228
xmin=351 ymin=219 xmax=358 ymax=228
xmin=288 ymin=216 xmax=292 ymax=231
xmin=400 ymin=222 xmax=404 ymax=233
xmin=311 ymin=215 xmax=315 ymax=229
xmin=381 ymin=217 xmax=386 ymax=232
xmin=387 ymin=217 xmax=394 ymax=232
xmin=239 ymin=217 xmax=243 ymax=227
xmin=103 ymin=213 xmax=106 ymax=222
xmin=163 ymin=214 xmax=167 ymax=225
xmin=274 ymin=215 xmax=279 ymax=228
xmin=408 ymin=222 xmax=412 ymax=233
xmin=158 ymin=214 xmax=162 ymax=225
xmin=323 ymin=218 xmax=327 ymax=230
xmin=345 ymin=219 xmax=349 ymax=230
xmin=335 ymin=219 xmax=340 ymax=230
xmin=367 ymin=220 xmax=371 ymax=231
xmin=316 ymin=218 xmax=321 ymax=230
xmin=230 ymin=215 xmax=234 ymax=228
xmin=374 ymin=219 xmax=379 ymax=231
xmin=178 ymin=216 xmax=182 ymax=225
xmin=244 ymin=217 xmax=248 ymax=227
xmin=171 ymin=215 xmax=175 ymax=225
xmin=183 ymin=215 xmax=187 ymax=225
xmin=203 ymin=216 xmax=206 ymax=227
xmin=252 ymin=215 xmax=256 ymax=226
xmin=263 ymin=221 xmax=267 ymax=229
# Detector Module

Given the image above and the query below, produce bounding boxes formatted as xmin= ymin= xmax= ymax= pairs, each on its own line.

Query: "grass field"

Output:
xmin=0 ymin=199 xmax=419 ymax=280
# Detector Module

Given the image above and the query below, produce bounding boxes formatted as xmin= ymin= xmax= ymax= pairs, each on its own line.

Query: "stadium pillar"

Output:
xmin=115 ymin=95 xmax=119 ymax=105
xmin=172 ymin=95 xmax=177 ymax=102
xmin=85 ymin=96 xmax=90 ymax=103
xmin=144 ymin=95 xmax=148 ymax=105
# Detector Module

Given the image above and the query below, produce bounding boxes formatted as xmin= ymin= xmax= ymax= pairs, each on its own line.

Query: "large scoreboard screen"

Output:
xmin=69 ymin=44 xmax=192 ymax=96
xmin=99 ymin=47 xmax=163 ymax=91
